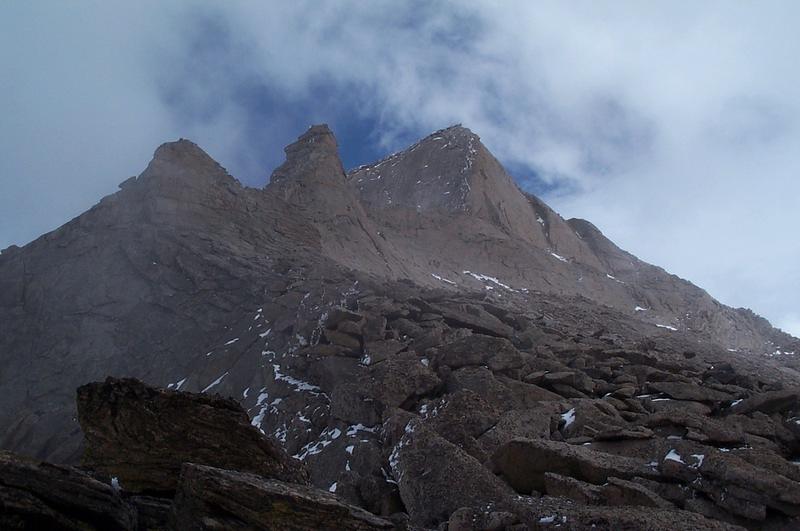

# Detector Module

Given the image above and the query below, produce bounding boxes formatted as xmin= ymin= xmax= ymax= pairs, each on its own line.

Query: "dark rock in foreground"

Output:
xmin=77 ymin=377 xmax=307 ymax=494
xmin=0 ymin=450 xmax=135 ymax=530
xmin=171 ymin=463 xmax=393 ymax=530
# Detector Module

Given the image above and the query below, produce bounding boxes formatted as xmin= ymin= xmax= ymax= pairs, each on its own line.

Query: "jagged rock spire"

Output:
xmin=269 ymin=124 xmax=346 ymax=187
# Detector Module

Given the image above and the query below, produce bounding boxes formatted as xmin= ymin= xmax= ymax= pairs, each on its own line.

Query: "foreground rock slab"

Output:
xmin=0 ymin=450 xmax=136 ymax=530
xmin=172 ymin=463 xmax=393 ymax=530
xmin=77 ymin=377 xmax=307 ymax=494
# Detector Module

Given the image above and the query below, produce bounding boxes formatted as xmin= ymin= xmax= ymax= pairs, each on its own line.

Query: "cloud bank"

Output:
xmin=1 ymin=1 xmax=798 ymax=336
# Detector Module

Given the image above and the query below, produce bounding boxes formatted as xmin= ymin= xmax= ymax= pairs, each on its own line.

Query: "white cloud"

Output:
xmin=1 ymin=1 xmax=798 ymax=337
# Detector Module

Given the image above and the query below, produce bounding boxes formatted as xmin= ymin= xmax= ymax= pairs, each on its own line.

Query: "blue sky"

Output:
xmin=2 ymin=1 xmax=799 ymax=337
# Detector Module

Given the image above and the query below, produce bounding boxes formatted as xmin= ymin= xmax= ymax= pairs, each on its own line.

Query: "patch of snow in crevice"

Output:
xmin=259 ymin=328 xmax=272 ymax=338
xmin=561 ymin=408 xmax=576 ymax=429
xmin=347 ymin=423 xmax=378 ymax=436
xmin=655 ymin=324 xmax=678 ymax=331
xmin=328 ymin=482 xmax=337 ymax=493
xmin=293 ymin=426 xmax=342 ymax=460
xmin=462 ymin=270 xmax=517 ymax=292
xmin=202 ymin=372 xmax=228 ymax=393
xmin=388 ymin=421 xmax=416 ymax=482
xmin=224 ymin=337 xmax=240 ymax=346
xmin=690 ymin=454 xmax=705 ymax=469
xmin=431 ymin=273 xmax=456 ymax=285
xmin=664 ymin=449 xmax=685 ymax=464
xmin=273 ymin=364 xmax=321 ymax=394
xmin=634 ymin=306 xmax=648 ymax=312
xmin=549 ymin=251 xmax=568 ymax=263
xmin=167 ymin=377 xmax=187 ymax=391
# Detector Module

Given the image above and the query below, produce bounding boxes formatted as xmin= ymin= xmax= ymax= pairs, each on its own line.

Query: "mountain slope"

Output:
xmin=1 ymin=124 xmax=798 ymax=529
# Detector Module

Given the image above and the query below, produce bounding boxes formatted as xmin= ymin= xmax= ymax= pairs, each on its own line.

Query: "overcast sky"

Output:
xmin=2 ymin=1 xmax=798 ymax=337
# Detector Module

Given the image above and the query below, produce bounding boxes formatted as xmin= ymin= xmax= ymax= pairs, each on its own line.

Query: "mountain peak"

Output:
xmin=346 ymin=124 xmax=483 ymax=212
xmin=269 ymin=123 xmax=345 ymax=188
xmin=130 ymin=138 xmax=234 ymax=194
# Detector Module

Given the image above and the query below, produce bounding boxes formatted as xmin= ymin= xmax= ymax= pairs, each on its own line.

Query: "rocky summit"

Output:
xmin=1 ymin=124 xmax=799 ymax=530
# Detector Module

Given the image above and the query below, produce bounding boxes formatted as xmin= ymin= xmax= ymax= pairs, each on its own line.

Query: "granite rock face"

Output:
xmin=2 ymin=123 xmax=800 ymax=529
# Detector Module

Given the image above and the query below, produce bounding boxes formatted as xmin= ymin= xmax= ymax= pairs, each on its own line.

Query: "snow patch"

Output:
xmin=294 ymin=427 xmax=342 ymax=460
xmin=549 ymin=252 xmax=568 ymax=263
xmin=561 ymin=408 xmax=576 ymax=429
xmin=634 ymin=306 xmax=648 ymax=312
xmin=431 ymin=273 xmax=456 ymax=285
xmin=202 ymin=372 xmax=228 ymax=393
xmin=273 ymin=364 xmax=321 ymax=393
xmin=462 ymin=270 xmax=517 ymax=292
xmin=655 ymin=324 xmax=678 ymax=331
xmin=347 ymin=423 xmax=378 ymax=436
xmin=664 ymin=449 xmax=685 ymax=464
xmin=224 ymin=337 xmax=239 ymax=346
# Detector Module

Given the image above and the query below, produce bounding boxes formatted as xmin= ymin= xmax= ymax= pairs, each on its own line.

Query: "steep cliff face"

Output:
xmin=0 ymin=124 xmax=797 ymax=519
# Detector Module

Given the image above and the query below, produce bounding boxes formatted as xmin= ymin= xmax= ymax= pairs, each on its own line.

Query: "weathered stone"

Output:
xmin=434 ymin=334 xmax=523 ymax=373
xmin=430 ymin=303 xmax=514 ymax=338
xmin=324 ymin=328 xmax=362 ymax=350
xmin=0 ymin=450 xmax=136 ymax=530
xmin=77 ymin=377 xmax=307 ymax=494
xmin=602 ymin=477 xmax=672 ymax=509
xmin=447 ymin=506 xmax=520 ymax=531
xmin=657 ymin=445 xmax=800 ymax=519
xmin=543 ymin=472 xmax=603 ymax=503
xmin=171 ymin=463 xmax=392 ymax=530
xmin=492 ymin=438 xmax=660 ymax=494
xmin=647 ymin=381 xmax=733 ymax=402
xmin=390 ymin=422 xmax=514 ymax=527
xmin=727 ymin=389 xmax=800 ymax=416
xmin=594 ymin=426 xmax=654 ymax=441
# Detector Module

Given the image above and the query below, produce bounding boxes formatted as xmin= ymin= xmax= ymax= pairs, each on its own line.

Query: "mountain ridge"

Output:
xmin=0 ymin=122 xmax=797 ymax=463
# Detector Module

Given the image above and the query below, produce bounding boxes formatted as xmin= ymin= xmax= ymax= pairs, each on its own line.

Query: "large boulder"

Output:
xmin=171 ymin=463 xmax=393 ymax=530
xmin=77 ymin=377 xmax=307 ymax=494
xmin=727 ymin=388 xmax=800 ymax=416
xmin=0 ymin=450 xmax=136 ymax=530
xmin=657 ymin=445 xmax=800 ymax=521
xmin=432 ymin=334 xmax=524 ymax=374
xmin=492 ymin=437 xmax=660 ymax=494
xmin=647 ymin=381 xmax=733 ymax=403
xmin=389 ymin=421 xmax=514 ymax=527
